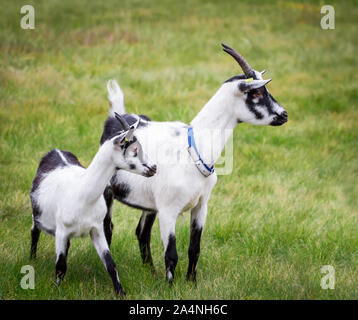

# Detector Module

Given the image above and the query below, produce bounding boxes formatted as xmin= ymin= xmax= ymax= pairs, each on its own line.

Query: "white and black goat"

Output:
xmin=101 ymin=44 xmax=288 ymax=282
xmin=30 ymin=114 xmax=157 ymax=296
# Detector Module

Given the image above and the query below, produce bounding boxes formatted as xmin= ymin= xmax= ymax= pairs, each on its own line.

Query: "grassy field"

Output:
xmin=0 ymin=0 xmax=357 ymax=299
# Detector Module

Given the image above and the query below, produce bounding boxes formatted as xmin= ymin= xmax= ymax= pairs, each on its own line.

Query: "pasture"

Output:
xmin=0 ymin=0 xmax=357 ymax=299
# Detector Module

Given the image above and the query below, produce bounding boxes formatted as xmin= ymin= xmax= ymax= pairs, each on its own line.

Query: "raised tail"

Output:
xmin=107 ymin=79 xmax=126 ymax=117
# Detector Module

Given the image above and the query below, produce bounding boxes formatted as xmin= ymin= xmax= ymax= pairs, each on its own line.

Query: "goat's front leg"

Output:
xmin=187 ymin=200 xmax=207 ymax=282
xmin=136 ymin=210 xmax=157 ymax=272
xmin=103 ymin=185 xmax=114 ymax=248
xmin=90 ymin=227 xmax=125 ymax=297
xmin=55 ymin=230 xmax=70 ymax=285
xmin=158 ymin=210 xmax=179 ymax=282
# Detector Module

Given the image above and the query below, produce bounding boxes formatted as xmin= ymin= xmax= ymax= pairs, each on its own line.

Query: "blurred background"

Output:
xmin=0 ymin=0 xmax=357 ymax=299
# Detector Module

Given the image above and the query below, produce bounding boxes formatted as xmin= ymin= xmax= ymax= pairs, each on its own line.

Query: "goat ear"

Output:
xmin=112 ymin=132 xmax=127 ymax=146
xmin=239 ymin=79 xmax=272 ymax=92
xmin=125 ymin=127 xmax=135 ymax=141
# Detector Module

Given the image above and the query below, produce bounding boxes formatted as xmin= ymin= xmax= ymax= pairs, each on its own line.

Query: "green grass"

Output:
xmin=0 ymin=0 xmax=357 ymax=299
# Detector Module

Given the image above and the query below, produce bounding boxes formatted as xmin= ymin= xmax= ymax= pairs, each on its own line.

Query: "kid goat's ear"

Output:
xmin=239 ymin=78 xmax=272 ymax=92
xmin=112 ymin=132 xmax=127 ymax=146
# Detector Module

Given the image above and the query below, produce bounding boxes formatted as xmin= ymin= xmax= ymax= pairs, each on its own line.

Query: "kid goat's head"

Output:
xmin=110 ymin=113 xmax=157 ymax=177
xmin=221 ymin=43 xmax=287 ymax=126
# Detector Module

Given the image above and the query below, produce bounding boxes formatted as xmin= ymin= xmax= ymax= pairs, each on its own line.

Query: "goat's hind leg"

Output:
xmin=55 ymin=231 xmax=69 ymax=285
xmin=90 ymin=227 xmax=125 ymax=297
xmin=30 ymin=223 xmax=41 ymax=259
xmin=136 ymin=210 xmax=157 ymax=273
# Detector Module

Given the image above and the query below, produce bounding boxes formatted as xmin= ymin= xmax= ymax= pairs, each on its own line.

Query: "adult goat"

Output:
xmin=100 ymin=44 xmax=288 ymax=282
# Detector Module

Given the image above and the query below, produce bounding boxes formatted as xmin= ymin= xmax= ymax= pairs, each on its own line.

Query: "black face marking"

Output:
xmin=245 ymin=86 xmax=276 ymax=120
xmin=165 ymin=234 xmax=178 ymax=281
xmin=122 ymin=136 xmax=137 ymax=154
xmin=271 ymin=110 xmax=288 ymax=126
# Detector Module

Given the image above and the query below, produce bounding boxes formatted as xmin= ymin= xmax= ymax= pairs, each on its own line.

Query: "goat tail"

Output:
xmin=107 ymin=79 xmax=126 ymax=117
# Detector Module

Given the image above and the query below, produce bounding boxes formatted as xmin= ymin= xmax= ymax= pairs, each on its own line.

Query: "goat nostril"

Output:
xmin=282 ymin=111 xmax=288 ymax=118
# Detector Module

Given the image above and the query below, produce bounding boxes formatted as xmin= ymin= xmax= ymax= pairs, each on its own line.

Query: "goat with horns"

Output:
xmin=100 ymin=44 xmax=288 ymax=284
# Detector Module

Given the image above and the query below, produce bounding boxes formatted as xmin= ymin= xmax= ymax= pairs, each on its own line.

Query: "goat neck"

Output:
xmin=82 ymin=141 xmax=116 ymax=202
xmin=190 ymin=85 xmax=238 ymax=167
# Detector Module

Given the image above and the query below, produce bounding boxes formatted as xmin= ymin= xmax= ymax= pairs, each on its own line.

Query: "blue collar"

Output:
xmin=187 ymin=127 xmax=214 ymax=177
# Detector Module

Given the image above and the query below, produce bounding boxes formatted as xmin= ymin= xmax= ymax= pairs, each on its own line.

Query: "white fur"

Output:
xmin=107 ymin=79 xmax=126 ymax=116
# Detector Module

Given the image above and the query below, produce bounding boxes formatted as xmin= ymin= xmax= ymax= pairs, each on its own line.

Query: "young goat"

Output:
xmin=30 ymin=114 xmax=156 ymax=296
xmin=102 ymin=44 xmax=288 ymax=283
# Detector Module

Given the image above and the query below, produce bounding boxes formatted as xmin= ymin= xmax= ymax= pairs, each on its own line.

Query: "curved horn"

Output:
xmin=221 ymin=43 xmax=252 ymax=76
xmin=114 ymin=112 xmax=130 ymax=131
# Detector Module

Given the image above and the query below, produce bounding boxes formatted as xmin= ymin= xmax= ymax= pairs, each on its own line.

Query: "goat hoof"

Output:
xmin=118 ymin=289 xmax=126 ymax=298
xmin=149 ymin=265 xmax=157 ymax=276
xmin=55 ymin=277 xmax=62 ymax=286
xmin=115 ymin=285 xmax=126 ymax=298
xmin=186 ymin=273 xmax=197 ymax=282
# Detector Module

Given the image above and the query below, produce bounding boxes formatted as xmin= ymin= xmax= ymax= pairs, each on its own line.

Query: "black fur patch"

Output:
xmin=165 ymin=234 xmax=178 ymax=279
xmin=61 ymin=150 xmax=84 ymax=168
xmin=245 ymin=86 xmax=277 ymax=120
xmin=31 ymin=149 xmax=83 ymax=193
xmin=102 ymin=250 xmax=125 ymax=296
xmin=56 ymin=253 xmax=67 ymax=280
xmin=187 ymin=220 xmax=203 ymax=281
xmin=139 ymin=114 xmax=151 ymax=122
xmin=111 ymin=180 xmax=131 ymax=200
xmin=103 ymin=185 xmax=114 ymax=246
xmin=104 ymin=185 xmax=114 ymax=208
xmin=30 ymin=149 xmax=84 ymax=220
xmin=35 ymin=149 xmax=66 ymax=174
xmin=224 ymin=73 xmax=247 ymax=83
xmin=172 ymin=128 xmax=180 ymax=137
xmin=30 ymin=225 xmax=41 ymax=259
xmin=136 ymin=211 xmax=157 ymax=266
xmin=117 ymin=198 xmax=155 ymax=212
xmin=224 ymin=70 xmax=259 ymax=83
